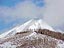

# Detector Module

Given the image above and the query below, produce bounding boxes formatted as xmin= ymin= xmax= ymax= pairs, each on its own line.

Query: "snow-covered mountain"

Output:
xmin=0 ymin=19 xmax=64 ymax=48
xmin=0 ymin=19 xmax=54 ymax=38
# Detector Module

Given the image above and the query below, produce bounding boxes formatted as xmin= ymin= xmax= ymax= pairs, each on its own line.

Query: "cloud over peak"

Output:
xmin=0 ymin=0 xmax=64 ymax=32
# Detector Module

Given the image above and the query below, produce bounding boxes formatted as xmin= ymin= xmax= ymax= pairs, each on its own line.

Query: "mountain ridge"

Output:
xmin=0 ymin=19 xmax=64 ymax=48
xmin=0 ymin=19 xmax=54 ymax=38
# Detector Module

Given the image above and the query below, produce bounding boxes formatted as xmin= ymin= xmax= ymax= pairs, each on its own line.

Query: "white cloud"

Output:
xmin=0 ymin=1 xmax=45 ymax=25
xmin=0 ymin=1 xmax=45 ymax=32
xmin=0 ymin=1 xmax=44 ymax=18
xmin=0 ymin=0 xmax=64 ymax=28
xmin=43 ymin=0 xmax=64 ymax=27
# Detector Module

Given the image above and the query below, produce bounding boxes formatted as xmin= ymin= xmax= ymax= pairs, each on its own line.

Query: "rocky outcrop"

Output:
xmin=35 ymin=29 xmax=64 ymax=41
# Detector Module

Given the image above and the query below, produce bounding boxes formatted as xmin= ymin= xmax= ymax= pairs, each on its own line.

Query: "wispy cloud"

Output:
xmin=0 ymin=0 xmax=64 ymax=32
xmin=0 ymin=0 xmax=45 ymax=32
xmin=43 ymin=0 xmax=64 ymax=28
xmin=0 ymin=0 xmax=45 ymax=22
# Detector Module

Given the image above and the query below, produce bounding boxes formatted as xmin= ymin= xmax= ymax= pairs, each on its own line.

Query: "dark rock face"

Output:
xmin=35 ymin=29 xmax=64 ymax=41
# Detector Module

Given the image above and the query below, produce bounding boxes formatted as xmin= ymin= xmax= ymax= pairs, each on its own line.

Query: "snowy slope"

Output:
xmin=0 ymin=19 xmax=54 ymax=38
xmin=0 ymin=26 xmax=18 ymax=38
xmin=0 ymin=18 xmax=64 ymax=48
xmin=28 ymin=19 xmax=54 ymax=31
xmin=0 ymin=19 xmax=35 ymax=38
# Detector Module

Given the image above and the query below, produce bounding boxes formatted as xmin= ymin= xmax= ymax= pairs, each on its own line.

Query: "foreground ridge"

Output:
xmin=0 ymin=29 xmax=64 ymax=48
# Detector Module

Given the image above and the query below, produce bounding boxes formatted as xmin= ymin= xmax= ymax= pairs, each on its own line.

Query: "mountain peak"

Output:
xmin=0 ymin=19 xmax=54 ymax=38
xmin=28 ymin=19 xmax=54 ymax=31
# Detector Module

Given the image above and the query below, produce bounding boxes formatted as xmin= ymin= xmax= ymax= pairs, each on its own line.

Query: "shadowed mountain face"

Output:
xmin=0 ymin=29 xmax=64 ymax=48
xmin=35 ymin=29 xmax=64 ymax=41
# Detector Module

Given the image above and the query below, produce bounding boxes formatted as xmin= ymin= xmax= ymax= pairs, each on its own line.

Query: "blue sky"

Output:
xmin=0 ymin=0 xmax=44 ymax=33
xmin=0 ymin=0 xmax=64 ymax=33
xmin=0 ymin=0 xmax=24 ymax=7
xmin=0 ymin=0 xmax=44 ymax=7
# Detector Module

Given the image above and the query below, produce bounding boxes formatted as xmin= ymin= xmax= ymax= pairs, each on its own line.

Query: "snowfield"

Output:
xmin=0 ymin=19 xmax=64 ymax=48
